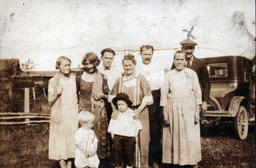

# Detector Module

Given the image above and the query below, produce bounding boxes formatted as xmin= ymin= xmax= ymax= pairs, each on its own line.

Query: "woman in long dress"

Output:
xmin=76 ymin=52 xmax=112 ymax=167
xmin=48 ymin=56 xmax=78 ymax=168
xmin=110 ymin=54 xmax=153 ymax=168
xmin=160 ymin=51 xmax=202 ymax=166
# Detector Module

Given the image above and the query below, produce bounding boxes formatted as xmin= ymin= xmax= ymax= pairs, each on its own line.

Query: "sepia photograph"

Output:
xmin=0 ymin=0 xmax=255 ymax=168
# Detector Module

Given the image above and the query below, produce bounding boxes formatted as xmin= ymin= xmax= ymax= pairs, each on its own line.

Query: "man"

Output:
xmin=180 ymin=39 xmax=210 ymax=118
xmin=138 ymin=45 xmax=167 ymax=168
xmin=98 ymin=48 xmax=119 ymax=168
xmin=98 ymin=48 xmax=119 ymax=91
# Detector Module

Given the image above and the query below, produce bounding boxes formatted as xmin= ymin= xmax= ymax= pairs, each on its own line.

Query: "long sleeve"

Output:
xmin=92 ymin=72 xmax=105 ymax=100
xmin=191 ymin=71 xmax=202 ymax=105
xmin=139 ymin=75 xmax=153 ymax=105
xmin=160 ymin=72 xmax=170 ymax=122
xmin=200 ymin=61 xmax=210 ymax=102
xmin=160 ymin=73 xmax=170 ymax=107
xmin=109 ymin=77 xmax=120 ymax=102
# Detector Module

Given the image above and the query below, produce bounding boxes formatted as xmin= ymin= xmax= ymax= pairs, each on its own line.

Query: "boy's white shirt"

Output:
xmin=108 ymin=108 xmax=142 ymax=137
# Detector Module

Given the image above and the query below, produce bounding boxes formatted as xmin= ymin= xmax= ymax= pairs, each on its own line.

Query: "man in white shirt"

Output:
xmin=138 ymin=45 xmax=166 ymax=168
xmin=98 ymin=48 xmax=120 ymax=124
xmin=98 ymin=48 xmax=120 ymax=91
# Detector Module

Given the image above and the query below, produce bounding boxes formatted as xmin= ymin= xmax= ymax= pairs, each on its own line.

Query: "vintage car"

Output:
xmin=201 ymin=56 xmax=255 ymax=140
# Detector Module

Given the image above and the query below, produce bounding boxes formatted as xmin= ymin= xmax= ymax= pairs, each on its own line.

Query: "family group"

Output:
xmin=48 ymin=39 xmax=210 ymax=168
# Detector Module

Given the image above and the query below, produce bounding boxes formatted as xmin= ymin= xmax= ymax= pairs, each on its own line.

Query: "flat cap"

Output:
xmin=180 ymin=39 xmax=197 ymax=46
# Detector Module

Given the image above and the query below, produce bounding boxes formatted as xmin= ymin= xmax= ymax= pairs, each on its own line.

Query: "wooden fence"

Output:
xmin=0 ymin=88 xmax=50 ymax=125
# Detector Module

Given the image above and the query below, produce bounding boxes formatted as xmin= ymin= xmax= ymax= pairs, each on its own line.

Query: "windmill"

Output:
xmin=182 ymin=26 xmax=195 ymax=40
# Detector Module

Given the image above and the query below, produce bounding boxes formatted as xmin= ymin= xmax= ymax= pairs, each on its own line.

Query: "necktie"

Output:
xmin=188 ymin=60 xmax=192 ymax=68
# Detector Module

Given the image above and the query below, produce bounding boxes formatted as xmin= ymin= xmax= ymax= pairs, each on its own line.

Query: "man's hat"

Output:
xmin=112 ymin=92 xmax=133 ymax=108
xmin=180 ymin=39 xmax=197 ymax=46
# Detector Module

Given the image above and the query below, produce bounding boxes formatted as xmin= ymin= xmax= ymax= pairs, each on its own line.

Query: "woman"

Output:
xmin=160 ymin=51 xmax=202 ymax=167
xmin=76 ymin=52 xmax=111 ymax=167
xmin=48 ymin=56 xmax=78 ymax=168
xmin=110 ymin=54 xmax=153 ymax=168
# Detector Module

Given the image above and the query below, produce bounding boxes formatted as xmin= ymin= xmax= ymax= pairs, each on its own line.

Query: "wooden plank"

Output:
xmin=0 ymin=116 xmax=50 ymax=120
xmin=0 ymin=112 xmax=50 ymax=116
xmin=0 ymin=120 xmax=50 ymax=125
xmin=24 ymin=88 xmax=30 ymax=123
xmin=0 ymin=121 xmax=30 ymax=125
xmin=30 ymin=120 xmax=50 ymax=123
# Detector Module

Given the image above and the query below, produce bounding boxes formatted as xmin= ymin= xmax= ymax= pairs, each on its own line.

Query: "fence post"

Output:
xmin=43 ymin=87 xmax=46 ymax=97
xmin=24 ymin=88 xmax=30 ymax=124
xmin=32 ymin=87 xmax=36 ymax=100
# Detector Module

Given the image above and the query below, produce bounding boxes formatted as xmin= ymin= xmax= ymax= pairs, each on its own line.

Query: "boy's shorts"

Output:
xmin=112 ymin=135 xmax=136 ymax=167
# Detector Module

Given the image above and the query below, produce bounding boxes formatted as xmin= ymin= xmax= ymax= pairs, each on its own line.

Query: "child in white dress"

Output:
xmin=75 ymin=111 xmax=99 ymax=168
xmin=108 ymin=93 xmax=142 ymax=168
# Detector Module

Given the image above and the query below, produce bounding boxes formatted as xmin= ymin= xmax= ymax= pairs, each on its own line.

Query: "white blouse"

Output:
xmin=108 ymin=108 xmax=142 ymax=137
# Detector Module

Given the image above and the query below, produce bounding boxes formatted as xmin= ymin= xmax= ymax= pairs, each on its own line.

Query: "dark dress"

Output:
xmin=77 ymin=79 xmax=93 ymax=111
xmin=77 ymin=72 xmax=111 ymax=160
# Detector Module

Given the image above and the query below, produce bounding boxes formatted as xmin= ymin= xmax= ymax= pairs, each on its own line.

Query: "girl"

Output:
xmin=75 ymin=111 xmax=99 ymax=168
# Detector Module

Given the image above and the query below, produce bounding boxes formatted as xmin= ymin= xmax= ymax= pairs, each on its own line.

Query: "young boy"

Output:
xmin=75 ymin=111 xmax=99 ymax=168
xmin=108 ymin=92 xmax=142 ymax=168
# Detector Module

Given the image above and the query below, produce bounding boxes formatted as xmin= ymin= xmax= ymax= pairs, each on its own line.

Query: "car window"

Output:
xmin=207 ymin=62 xmax=228 ymax=78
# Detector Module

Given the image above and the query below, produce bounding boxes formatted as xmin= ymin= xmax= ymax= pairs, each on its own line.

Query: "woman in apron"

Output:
xmin=160 ymin=51 xmax=202 ymax=167
xmin=110 ymin=54 xmax=153 ymax=168
xmin=48 ymin=56 xmax=79 ymax=168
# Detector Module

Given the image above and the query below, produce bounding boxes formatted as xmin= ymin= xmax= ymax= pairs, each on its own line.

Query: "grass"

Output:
xmin=0 ymin=123 xmax=254 ymax=168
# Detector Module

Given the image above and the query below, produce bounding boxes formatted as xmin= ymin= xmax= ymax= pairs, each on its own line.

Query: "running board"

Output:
xmin=202 ymin=110 xmax=235 ymax=117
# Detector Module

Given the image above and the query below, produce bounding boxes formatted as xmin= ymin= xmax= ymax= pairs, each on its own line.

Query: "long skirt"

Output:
xmin=138 ymin=107 xmax=150 ymax=168
xmin=162 ymin=98 xmax=201 ymax=165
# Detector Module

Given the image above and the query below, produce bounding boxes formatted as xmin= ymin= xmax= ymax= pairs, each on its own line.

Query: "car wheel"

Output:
xmin=234 ymin=105 xmax=249 ymax=140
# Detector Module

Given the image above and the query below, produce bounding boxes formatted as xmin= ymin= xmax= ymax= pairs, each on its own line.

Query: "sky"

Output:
xmin=0 ymin=0 xmax=255 ymax=71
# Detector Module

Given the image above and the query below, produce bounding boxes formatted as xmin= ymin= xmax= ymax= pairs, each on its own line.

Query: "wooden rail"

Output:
xmin=0 ymin=88 xmax=50 ymax=125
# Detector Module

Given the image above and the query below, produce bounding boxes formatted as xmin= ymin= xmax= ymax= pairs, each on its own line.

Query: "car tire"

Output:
xmin=234 ymin=105 xmax=249 ymax=140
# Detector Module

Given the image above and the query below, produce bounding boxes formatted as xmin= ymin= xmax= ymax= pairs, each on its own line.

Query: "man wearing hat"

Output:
xmin=180 ymin=39 xmax=210 ymax=119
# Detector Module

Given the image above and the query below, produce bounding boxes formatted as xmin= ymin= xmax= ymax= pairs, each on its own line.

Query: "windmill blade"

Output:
xmin=190 ymin=34 xmax=195 ymax=39
xmin=190 ymin=26 xmax=194 ymax=32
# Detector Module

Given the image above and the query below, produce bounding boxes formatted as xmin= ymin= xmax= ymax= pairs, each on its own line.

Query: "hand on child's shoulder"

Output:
xmin=133 ymin=113 xmax=139 ymax=120
xmin=111 ymin=110 xmax=119 ymax=119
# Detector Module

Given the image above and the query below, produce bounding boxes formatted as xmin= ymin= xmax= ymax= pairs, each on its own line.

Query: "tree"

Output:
xmin=21 ymin=58 xmax=35 ymax=72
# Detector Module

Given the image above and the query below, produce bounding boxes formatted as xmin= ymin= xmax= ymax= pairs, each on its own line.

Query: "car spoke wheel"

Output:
xmin=234 ymin=106 xmax=249 ymax=140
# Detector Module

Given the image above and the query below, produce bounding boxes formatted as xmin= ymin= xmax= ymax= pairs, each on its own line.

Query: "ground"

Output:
xmin=0 ymin=122 xmax=254 ymax=168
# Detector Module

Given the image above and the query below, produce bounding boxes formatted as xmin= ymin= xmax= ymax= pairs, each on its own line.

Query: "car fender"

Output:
xmin=228 ymin=96 xmax=250 ymax=116
xmin=209 ymin=96 xmax=222 ymax=110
